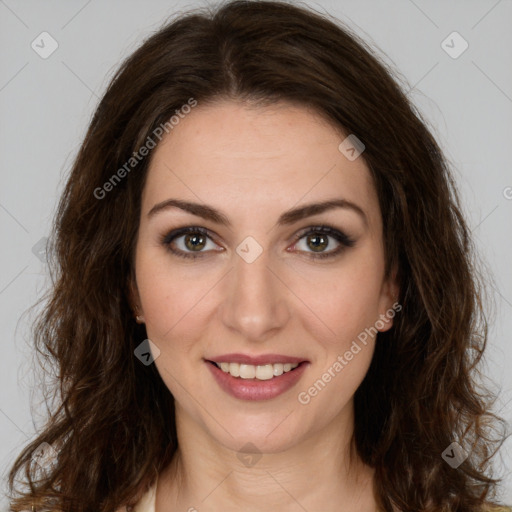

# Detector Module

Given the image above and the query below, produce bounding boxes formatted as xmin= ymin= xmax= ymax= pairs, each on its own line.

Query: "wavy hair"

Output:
xmin=7 ymin=1 xmax=508 ymax=510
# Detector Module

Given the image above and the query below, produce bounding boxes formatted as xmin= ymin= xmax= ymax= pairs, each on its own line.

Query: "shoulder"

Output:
xmin=482 ymin=505 xmax=512 ymax=512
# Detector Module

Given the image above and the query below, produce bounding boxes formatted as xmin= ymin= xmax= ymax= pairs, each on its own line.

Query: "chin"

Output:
xmin=203 ymin=408 xmax=311 ymax=455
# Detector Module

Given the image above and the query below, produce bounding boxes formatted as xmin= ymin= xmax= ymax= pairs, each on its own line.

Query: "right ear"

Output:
xmin=127 ymin=273 xmax=144 ymax=323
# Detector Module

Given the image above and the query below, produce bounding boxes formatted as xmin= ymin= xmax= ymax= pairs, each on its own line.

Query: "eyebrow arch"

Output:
xmin=147 ymin=198 xmax=368 ymax=228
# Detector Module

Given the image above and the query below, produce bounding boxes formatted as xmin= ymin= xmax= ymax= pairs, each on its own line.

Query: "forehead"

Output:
xmin=141 ymin=100 xmax=380 ymax=230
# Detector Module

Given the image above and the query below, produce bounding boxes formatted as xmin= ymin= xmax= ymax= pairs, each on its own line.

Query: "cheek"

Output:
xmin=135 ymin=258 xmax=210 ymax=392
xmin=288 ymin=253 xmax=386 ymax=348
xmin=135 ymin=247 xmax=215 ymax=340
xmin=294 ymin=265 xmax=381 ymax=412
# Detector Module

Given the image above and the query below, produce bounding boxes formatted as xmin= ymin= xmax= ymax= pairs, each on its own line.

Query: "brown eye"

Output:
xmin=184 ymin=233 xmax=207 ymax=251
xmin=161 ymin=226 xmax=222 ymax=259
xmin=291 ymin=225 xmax=356 ymax=260
xmin=306 ymin=233 xmax=329 ymax=252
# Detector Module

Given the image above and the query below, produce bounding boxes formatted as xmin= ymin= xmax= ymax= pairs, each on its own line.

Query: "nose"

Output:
xmin=219 ymin=243 xmax=291 ymax=342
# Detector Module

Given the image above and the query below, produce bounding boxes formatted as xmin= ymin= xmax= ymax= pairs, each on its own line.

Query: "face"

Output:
xmin=131 ymin=99 xmax=398 ymax=454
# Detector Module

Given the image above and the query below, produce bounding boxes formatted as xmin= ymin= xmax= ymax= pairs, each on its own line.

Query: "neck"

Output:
xmin=156 ymin=401 xmax=379 ymax=512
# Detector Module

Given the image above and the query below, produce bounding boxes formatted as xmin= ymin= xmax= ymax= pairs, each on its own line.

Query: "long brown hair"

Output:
xmin=7 ymin=1 xmax=508 ymax=510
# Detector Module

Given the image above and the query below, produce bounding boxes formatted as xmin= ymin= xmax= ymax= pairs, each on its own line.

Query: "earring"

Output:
xmin=134 ymin=306 xmax=144 ymax=324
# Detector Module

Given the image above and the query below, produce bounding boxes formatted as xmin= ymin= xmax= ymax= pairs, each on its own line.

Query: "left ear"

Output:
xmin=376 ymin=264 xmax=400 ymax=333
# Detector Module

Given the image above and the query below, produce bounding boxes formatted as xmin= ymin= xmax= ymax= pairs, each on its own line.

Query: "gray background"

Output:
xmin=1 ymin=0 xmax=511 ymax=507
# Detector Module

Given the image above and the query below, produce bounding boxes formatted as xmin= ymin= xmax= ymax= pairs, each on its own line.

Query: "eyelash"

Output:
xmin=160 ymin=225 xmax=355 ymax=261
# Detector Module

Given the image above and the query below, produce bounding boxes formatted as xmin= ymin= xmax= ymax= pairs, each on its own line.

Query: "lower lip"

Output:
xmin=206 ymin=361 xmax=308 ymax=401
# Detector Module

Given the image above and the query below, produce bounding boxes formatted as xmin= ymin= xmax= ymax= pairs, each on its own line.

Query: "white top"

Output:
xmin=132 ymin=479 xmax=157 ymax=512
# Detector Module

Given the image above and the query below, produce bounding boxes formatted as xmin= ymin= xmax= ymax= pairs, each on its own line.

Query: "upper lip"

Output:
xmin=206 ymin=353 xmax=308 ymax=365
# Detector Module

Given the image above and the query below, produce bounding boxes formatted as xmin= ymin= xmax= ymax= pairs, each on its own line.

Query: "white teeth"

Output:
xmin=273 ymin=363 xmax=284 ymax=376
xmin=229 ymin=362 xmax=240 ymax=377
xmin=256 ymin=364 xmax=274 ymax=380
xmin=215 ymin=361 xmax=300 ymax=380
xmin=239 ymin=364 xmax=256 ymax=379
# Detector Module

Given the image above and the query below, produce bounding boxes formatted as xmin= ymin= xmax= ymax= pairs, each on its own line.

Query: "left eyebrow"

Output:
xmin=147 ymin=198 xmax=368 ymax=228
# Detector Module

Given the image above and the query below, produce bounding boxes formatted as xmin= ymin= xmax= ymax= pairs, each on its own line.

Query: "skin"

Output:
xmin=130 ymin=99 xmax=398 ymax=512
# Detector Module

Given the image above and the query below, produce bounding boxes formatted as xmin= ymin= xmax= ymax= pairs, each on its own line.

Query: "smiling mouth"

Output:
xmin=206 ymin=360 xmax=305 ymax=380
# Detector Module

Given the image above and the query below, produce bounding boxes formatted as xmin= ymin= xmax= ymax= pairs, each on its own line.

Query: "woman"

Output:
xmin=7 ymin=1 xmax=510 ymax=511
